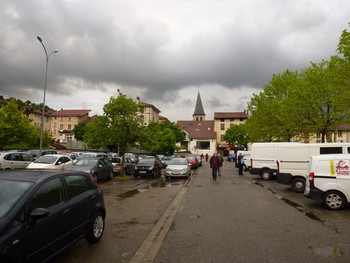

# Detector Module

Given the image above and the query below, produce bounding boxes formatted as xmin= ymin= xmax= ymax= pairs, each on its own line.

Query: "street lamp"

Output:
xmin=37 ymin=36 xmax=59 ymax=155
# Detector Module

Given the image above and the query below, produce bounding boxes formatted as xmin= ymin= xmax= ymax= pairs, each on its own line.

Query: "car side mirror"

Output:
xmin=29 ymin=208 xmax=50 ymax=224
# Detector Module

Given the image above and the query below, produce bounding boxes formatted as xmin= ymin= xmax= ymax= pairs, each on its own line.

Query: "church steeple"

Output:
xmin=193 ymin=91 xmax=205 ymax=121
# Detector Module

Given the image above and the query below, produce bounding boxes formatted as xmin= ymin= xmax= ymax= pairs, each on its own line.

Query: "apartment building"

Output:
xmin=214 ymin=112 xmax=248 ymax=151
xmin=28 ymin=109 xmax=52 ymax=132
xmin=136 ymin=97 xmax=161 ymax=125
xmin=50 ymin=109 xmax=91 ymax=143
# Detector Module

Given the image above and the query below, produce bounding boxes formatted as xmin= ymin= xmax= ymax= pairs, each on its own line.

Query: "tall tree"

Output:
xmin=0 ymin=100 xmax=34 ymax=150
xmin=83 ymin=94 xmax=143 ymax=153
xmin=224 ymin=124 xmax=249 ymax=148
xmin=139 ymin=121 xmax=185 ymax=154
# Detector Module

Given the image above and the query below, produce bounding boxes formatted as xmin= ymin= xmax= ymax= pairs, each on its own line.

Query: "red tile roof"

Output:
xmin=139 ymin=102 xmax=161 ymax=113
xmin=177 ymin=120 xmax=216 ymax=139
xmin=214 ymin=112 xmax=248 ymax=119
xmin=50 ymin=109 xmax=91 ymax=117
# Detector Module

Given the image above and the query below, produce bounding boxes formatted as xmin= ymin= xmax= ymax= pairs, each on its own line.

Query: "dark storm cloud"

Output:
xmin=0 ymin=0 xmax=349 ymax=119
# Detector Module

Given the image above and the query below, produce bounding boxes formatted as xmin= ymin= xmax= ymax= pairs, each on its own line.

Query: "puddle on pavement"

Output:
xmin=253 ymin=179 xmax=324 ymax=223
xmin=118 ymin=189 xmax=140 ymax=199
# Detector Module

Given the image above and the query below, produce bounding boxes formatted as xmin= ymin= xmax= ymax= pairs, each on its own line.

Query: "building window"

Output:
xmin=338 ymin=131 xmax=343 ymax=138
xmin=230 ymin=124 xmax=234 ymax=127
xmin=239 ymin=118 xmax=244 ymax=122
xmin=68 ymin=117 xmax=71 ymax=121
xmin=220 ymin=135 xmax=225 ymax=142
xmin=220 ymin=124 xmax=225 ymax=130
xmin=316 ymin=133 xmax=321 ymax=139
xmin=230 ymin=118 xmax=234 ymax=122
xmin=54 ymin=117 xmax=57 ymax=120
xmin=59 ymin=124 xmax=64 ymax=130
xmin=196 ymin=141 xmax=210 ymax=150
xmin=68 ymin=124 xmax=72 ymax=130
xmin=220 ymin=118 xmax=225 ymax=122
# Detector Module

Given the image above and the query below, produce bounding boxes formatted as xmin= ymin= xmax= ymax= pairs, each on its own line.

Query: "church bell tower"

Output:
xmin=193 ymin=91 xmax=206 ymax=121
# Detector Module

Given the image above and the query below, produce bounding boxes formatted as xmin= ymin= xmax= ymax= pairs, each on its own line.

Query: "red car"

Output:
xmin=185 ymin=155 xmax=199 ymax=169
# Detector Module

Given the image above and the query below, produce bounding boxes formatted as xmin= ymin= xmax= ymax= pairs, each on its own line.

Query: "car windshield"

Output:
xmin=186 ymin=156 xmax=196 ymax=161
xmin=34 ymin=156 xmax=57 ymax=164
xmin=0 ymin=180 xmax=33 ymax=217
xmin=169 ymin=159 xmax=188 ymax=165
xmin=162 ymin=156 xmax=174 ymax=160
xmin=138 ymin=159 xmax=154 ymax=165
xmin=110 ymin=157 xmax=122 ymax=163
xmin=75 ymin=158 xmax=98 ymax=166
xmin=79 ymin=153 xmax=96 ymax=158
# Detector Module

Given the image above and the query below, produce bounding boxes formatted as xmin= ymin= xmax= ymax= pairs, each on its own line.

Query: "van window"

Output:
xmin=320 ymin=147 xmax=342 ymax=154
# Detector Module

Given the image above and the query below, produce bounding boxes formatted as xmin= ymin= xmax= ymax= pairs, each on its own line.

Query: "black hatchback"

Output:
xmin=0 ymin=170 xmax=106 ymax=263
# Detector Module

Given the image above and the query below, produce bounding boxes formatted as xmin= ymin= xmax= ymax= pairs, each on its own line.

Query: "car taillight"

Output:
xmin=90 ymin=174 xmax=98 ymax=186
xmin=309 ymin=172 xmax=314 ymax=183
xmin=115 ymin=163 xmax=122 ymax=166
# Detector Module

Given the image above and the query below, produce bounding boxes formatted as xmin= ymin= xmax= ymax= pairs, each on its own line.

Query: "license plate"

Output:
xmin=139 ymin=171 xmax=146 ymax=174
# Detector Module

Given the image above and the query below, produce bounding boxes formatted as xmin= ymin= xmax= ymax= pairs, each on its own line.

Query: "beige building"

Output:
xmin=306 ymin=124 xmax=350 ymax=143
xmin=49 ymin=109 xmax=91 ymax=143
xmin=136 ymin=97 xmax=161 ymax=125
xmin=28 ymin=109 xmax=52 ymax=132
xmin=214 ymin=112 xmax=248 ymax=150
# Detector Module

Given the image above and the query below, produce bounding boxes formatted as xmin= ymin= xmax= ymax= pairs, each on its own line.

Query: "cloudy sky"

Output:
xmin=0 ymin=0 xmax=349 ymax=122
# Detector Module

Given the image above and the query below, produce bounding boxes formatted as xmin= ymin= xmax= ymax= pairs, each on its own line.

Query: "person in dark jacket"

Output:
xmin=237 ymin=152 xmax=244 ymax=175
xmin=218 ymin=153 xmax=224 ymax=176
xmin=205 ymin=153 xmax=209 ymax=162
xmin=210 ymin=153 xmax=220 ymax=180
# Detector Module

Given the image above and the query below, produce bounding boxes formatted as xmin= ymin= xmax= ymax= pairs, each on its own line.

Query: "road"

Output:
xmin=53 ymin=160 xmax=350 ymax=262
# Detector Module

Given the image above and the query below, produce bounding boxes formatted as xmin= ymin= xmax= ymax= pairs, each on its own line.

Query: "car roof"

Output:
xmin=37 ymin=154 xmax=69 ymax=158
xmin=0 ymin=170 xmax=87 ymax=183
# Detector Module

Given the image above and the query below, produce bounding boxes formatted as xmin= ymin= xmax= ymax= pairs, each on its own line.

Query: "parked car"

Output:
xmin=27 ymin=154 xmax=73 ymax=171
xmin=125 ymin=153 xmax=139 ymax=164
xmin=78 ymin=152 xmax=109 ymax=159
xmin=110 ymin=157 xmax=135 ymax=175
xmin=0 ymin=151 xmax=34 ymax=170
xmin=0 ymin=169 xmax=106 ymax=263
xmin=185 ymin=155 xmax=199 ymax=169
xmin=161 ymin=155 xmax=175 ymax=167
xmin=134 ymin=157 xmax=162 ymax=178
xmin=196 ymin=155 xmax=203 ymax=167
xmin=305 ymin=154 xmax=350 ymax=210
xmin=165 ymin=158 xmax=191 ymax=179
xmin=69 ymin=157 xmax=114 ymax=181
xmin=26 ymin=149 xmax=58 ymax=159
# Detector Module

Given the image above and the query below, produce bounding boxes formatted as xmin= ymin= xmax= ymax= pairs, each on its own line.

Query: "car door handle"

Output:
xmin=90 ymin=194 xmax=97 ymax=200
xmin=63 ymin=208 xmax=71 ymax=215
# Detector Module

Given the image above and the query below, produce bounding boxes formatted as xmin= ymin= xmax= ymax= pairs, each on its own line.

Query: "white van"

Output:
xmin=250 ymin=142 xmax=300 ymax=180
xmin=305 ymin=154 xmax=350 ymax=210
xmin=276 ymin=143 xmax=350 ymax=193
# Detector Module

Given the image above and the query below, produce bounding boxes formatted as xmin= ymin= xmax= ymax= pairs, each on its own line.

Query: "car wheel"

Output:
xmin=261 ymin=170 xmax=272 ymax=180
xmin=291 ymin=178 xmax=305 ymax=193
xmin=107 ymin=171 xmax=114 ymax=180
xmin=85 ymin=211 xmax=105 ymax=243
xmin=323 ymin=191 xmax=347 ymax=210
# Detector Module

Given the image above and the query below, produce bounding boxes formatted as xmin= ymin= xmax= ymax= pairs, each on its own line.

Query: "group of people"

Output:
xmin=207 ymin=152 xmax=245 ymax=180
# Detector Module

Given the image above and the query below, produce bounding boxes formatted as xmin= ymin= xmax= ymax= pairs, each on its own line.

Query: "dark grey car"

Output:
xmin=0 ymin=170 xmax=105 ymax=263
xmin=68 ymin=157 xmax=114 ymax=181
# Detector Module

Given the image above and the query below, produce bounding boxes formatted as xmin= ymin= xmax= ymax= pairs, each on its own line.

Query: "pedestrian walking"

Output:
xmin=205 ymin=153 xmax=209 ymax=162
xmin=209 ymin=153 xmax=220 ymax=180
xmin=200 ymin=153 xmax=204 ymax=162
xmin=218 ymin=153 xmax=224 ymax=176
xmin=237 ymin=152 xmax=244 ymax=175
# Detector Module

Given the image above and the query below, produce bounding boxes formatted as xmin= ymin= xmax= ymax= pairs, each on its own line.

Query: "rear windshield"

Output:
xmin=110 ymin=158 xmax=122 ymax=163
xmin=75 ymin=158 xmax=98 ymax=166
xmin=0 ymin=180 xmax=33 ymax=217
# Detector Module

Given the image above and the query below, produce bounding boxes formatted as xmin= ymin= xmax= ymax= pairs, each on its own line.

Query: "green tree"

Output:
xmin=0 ymin=100 xmax=34 ymax=150
xmin=246 ymin=70 xmax=302 ymax=142
xmin=73 ymin=123 xmax=87 ymax=141
xmin=139 ymin=121 xmax=185 ymax=154
xmin=288 ymin=56 xmax=350 ymax=142
xmin=83 ymin=94 xmax=143 ymax=153
xmin=224 ymin=124 xmax=249 ymax=147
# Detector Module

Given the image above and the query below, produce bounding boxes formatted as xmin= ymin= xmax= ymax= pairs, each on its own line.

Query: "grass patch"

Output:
xmin=118 ymin=189 xmax=139 ymax=199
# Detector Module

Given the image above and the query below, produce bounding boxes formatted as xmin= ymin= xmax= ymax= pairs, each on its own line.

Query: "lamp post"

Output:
xmin=37 ymin=36 xmax=59 ymax=156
